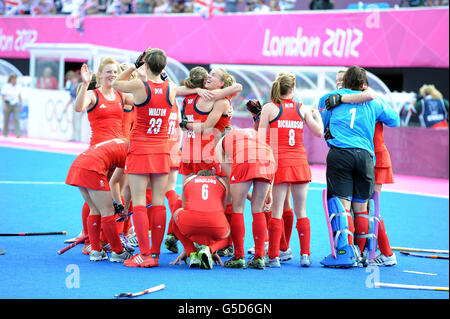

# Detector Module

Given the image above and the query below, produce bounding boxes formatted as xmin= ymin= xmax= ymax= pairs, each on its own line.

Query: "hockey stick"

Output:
xmin=57 ymin=235 xmax=89 ymax=255
xmin=0 ymin=231 xmax=67 ymax=236
xmin=114 ymin=284 xmax=165 ymax=298
xmin=391 ymin=246 xmax=449 ymax=254
xmin=322 ymin=189 xmax=336 ymax=258
xmin=115 ymin=204 xmax=152 ymax=222
xmin=400 ymin=251 xmax=449 ymax=260
xmin=374 ymin=282 xmax=448 ymax=292
xmin=368 ymin=190 xmax=380 ymax=261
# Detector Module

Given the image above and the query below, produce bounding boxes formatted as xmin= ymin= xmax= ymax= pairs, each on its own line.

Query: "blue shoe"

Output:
xmin=320 ymin=245 xmax=359 ymax=268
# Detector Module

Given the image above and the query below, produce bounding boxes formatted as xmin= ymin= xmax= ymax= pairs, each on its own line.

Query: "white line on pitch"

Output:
xmin=403 ymin=270 xmax=438 ymax=276
xmin=0 ymin=181 xmax=65 ymax=185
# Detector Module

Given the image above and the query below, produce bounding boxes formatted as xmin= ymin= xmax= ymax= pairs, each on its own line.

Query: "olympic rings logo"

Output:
xmin=45 ymin=98 xmax=71 ymax=134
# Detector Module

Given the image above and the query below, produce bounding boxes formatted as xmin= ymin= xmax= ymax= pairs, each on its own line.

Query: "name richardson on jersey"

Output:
xmin=277 ymin=119 xmax=303 ymax=129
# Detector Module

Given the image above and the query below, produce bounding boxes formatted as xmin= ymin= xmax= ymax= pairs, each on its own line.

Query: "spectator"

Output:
xmin=36 ymin=66 xmax=58 ymax=90
xmin=171 ymin=0 xmax=186 ymax=12
xmin=135 ymin=0 xmax=153 ymax=13
xmin=412 ymin=84 xmax=449 ymax=129
xmin=106 ymin=0 xmax=122 ymax=14
xmin=269 ymin=0 xmax=279 ymax=10
xmin=1 ymin=73 xmax=23 ymax=138
xmin=309 ymin=0 xmax=333 ymax=10
xmin=65 ymin=71 xmax=82 ymax=141
xmin=245 ymin=0 xmax=256 ymax=11
xmin=97 ymin=0 xmax=108 ymax=13
xmin=83 ymin=0 xmax=100 ymax=14
xmin=225 ymin=0 xmax=242 ymax=12
xmin=254 ymin=0 xmax=270 ymax=12
xmin=120 ymin=0 xmax=134 ymax=13
xmin=31 ymin=0 xmax=56 ymax=15
xmin=278 ymin=0 xmax=295 ymax=10
xmin=400 ymin=0 xmax=434 ymax=6
xmin=153 ymin=0 xmax=170 ymax=13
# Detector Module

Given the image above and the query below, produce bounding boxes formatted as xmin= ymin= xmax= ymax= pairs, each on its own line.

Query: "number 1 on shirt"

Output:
xmin=349 ymin=108 xmax=356 ymax=129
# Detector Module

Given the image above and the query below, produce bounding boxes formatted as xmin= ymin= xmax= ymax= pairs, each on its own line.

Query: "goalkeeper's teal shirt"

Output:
xmin=318 ymin=88 xmax=400 ymax=165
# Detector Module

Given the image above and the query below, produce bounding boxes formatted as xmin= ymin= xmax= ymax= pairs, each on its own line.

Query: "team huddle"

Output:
xmin=65 ymin=48 xmax=400 ymax=270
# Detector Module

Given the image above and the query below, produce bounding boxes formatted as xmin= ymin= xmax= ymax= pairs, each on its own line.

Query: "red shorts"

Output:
xmin=230 ymin=160 xmax=275 ymax=184
xmin=125 ymin=153 xmax=171 ymax=174
xmin=66 ymin=166 xmax=110 ymax=191
xmin=273 ymin=163 xmax=311 ymax=184
xmin=176 ymin=209 xmax=230 ymax=246
xmin=375 ymin=166 xmax=394 ymax=185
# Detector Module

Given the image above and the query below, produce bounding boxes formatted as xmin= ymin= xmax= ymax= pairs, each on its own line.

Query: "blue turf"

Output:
xmin=0 ymin=146 xmax=448 ymax=299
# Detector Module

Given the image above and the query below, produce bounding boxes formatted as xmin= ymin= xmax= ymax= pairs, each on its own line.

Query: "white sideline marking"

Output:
xmin=0 ymin=181 xmax=65 ymax=185
xmin=403 ymin=270 xmax=437 ymax=276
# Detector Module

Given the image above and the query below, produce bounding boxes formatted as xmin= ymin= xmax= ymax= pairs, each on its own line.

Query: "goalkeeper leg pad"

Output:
xmin=321 ymin=194 xmax=359 ymax=268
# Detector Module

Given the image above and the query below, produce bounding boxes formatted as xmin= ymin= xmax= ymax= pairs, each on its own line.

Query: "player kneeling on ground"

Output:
xmin=170 ymin=170 xmax=231 ymax=270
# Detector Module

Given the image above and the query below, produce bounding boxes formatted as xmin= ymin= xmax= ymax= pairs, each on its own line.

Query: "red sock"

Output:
xmin=297 ymin=217 xmax=311 ymax=255
xmin=209 ymin=238 xmax=230 ymax=254
xmin=282 ymin=208 xmax=294 ymax=246
xmin=377 ymin=219 xmax=393 ymax=256
xmin=132 ymin=205 xmax=150 ymax=256
xmin=225 ymin=204 xmax=233 ymax=246
xmin=230 ymin=213 xmax=245 ymax=259
xmin=252 ymin=212 xmax=267 ymax=258
xmin=122 ymin=217 xmax=132 ymax=235
xmin=81 ymin=202 xmax=90 ymax=243
xmin=149 ymin=205 xmax=167 ymax=255
xmin=146 ymin=188 xmax=153 ymax=205
xmin=268 ymin=217 xmax=282 ymax=259
xmin=87 ymin=215 xmax=101 ymax=251
xmin=166 ymin=217 xmax=173 ymax=234
xmin=347 ymin=210 xmax=354 ymax=245
xmin=101 ymin=216 xmax=123 ymax=254
xmin=172 ymin=220 xmax=196 ymax=256
xmin=165 ymin=190 xmax=181 ymax=214
xmin=279 ymin=218 xmax=289 ymax=251
xmin=354 ymin=211 xmax=369 ymax=253
xmin=264 ymin=211 xmax=272 ymax=227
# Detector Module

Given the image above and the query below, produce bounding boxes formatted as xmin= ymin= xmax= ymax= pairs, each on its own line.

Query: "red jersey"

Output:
xmin=181 ymin=94 xmax=207 ymax=162
xmin=268 ymin=99 xmax=308 ymax=165
xmin=223 ymin=128 xmax=274 ymax=165
xmin=183 ymin=175 xmax=226 ymax=213
xmin=71 ymin=138 xmax=127 ymax=174
xmin=122 ymin=105 xmax=135 ymax=139
xmin=129 ymin=80 xmax=173 ymax=155
xmin=87 ymin=88 xmax=125 ymax=146
xmin=181 ymin=95 xmax=230 ymax=163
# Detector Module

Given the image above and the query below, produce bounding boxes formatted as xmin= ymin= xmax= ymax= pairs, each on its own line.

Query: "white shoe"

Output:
xmin=264 ymin=255 xmax=281 ymax=268
xmin=110 ymin=249 xmax=134 ymax=263
xmin=89 ymin=250 xmax=108 ymax=261
xmin=126 ymin=233 xmax=139 ymax=247
xmin=371 ymin=252 xmax=397 ymax=266
xmin=300 ymin=254 xmax=311 ymax=267
xmin=279 ymin=248 xmax=293 ymax=262
xmin=248 ymin=242 xmax=269 ymax=255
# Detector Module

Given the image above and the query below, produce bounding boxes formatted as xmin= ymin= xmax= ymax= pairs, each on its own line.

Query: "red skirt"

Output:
xmin=375 ymin=166 xmax=394 ymax=185
xmin=66 ymin=166 xmax=110 ymax=191
xmin=230 ymin=160 xmax=275 ymax=184
xmin=125 ymin=153 xmax=171 ymax=174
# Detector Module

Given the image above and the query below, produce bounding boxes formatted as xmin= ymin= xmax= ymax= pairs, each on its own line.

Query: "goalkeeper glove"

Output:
xmin=325 ymin=93 xmax=342 ymax=111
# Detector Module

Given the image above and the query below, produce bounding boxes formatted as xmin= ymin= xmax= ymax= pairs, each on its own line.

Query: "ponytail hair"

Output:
xmin=217 ymin=68 xmax=235 ymax=88
xmin=184 ymin=66 xmax=208 ymax=89
xmin=271 ymin=72 xmax=295 ymax=104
